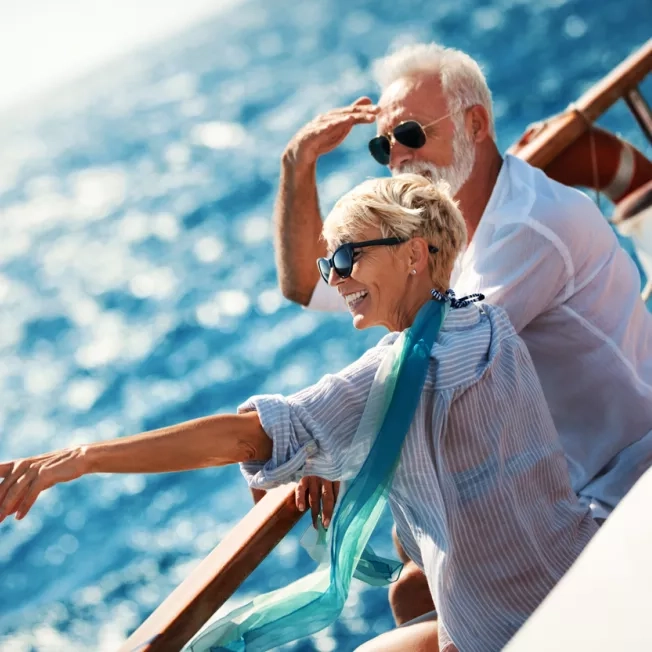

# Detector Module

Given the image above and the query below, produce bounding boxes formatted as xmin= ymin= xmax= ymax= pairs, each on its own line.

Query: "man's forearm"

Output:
xmin=83 ymin=412 xmax=271 ymax=475
xmin=274 ymin=153 xmax=326 ymax=306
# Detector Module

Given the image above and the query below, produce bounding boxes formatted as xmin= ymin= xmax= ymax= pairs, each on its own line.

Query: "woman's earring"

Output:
xmin=411 ymin=269 xmax=417 ymax=275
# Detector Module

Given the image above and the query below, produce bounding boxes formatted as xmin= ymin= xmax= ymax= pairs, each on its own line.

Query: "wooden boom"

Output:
xmin=121 ymin=38 xmax=652 ymax=652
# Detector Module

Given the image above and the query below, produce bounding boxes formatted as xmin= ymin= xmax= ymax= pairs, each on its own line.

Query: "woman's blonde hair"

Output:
xmin=323 ymin=174 xmax=467 ymax=289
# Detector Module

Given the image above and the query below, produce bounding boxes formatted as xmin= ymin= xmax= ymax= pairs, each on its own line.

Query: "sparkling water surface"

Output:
xmin=0 ymin=0 xmax=650 ymax=650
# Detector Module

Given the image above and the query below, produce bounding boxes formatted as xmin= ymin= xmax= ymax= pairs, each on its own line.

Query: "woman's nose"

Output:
xmin=328 ymin=267 xmax=343 ymax=287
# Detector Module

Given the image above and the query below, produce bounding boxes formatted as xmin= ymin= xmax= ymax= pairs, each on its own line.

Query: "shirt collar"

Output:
xmin=483 ymin=154 xmax=512 ymax=215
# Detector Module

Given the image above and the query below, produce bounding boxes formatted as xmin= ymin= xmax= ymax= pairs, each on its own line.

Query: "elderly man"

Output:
xmin=271 ymin=42 xmax=652 ymax=625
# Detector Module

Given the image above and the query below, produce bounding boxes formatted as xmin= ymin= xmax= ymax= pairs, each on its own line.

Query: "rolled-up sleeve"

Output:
xmin=238 ymin=343 xmax=392 ymax=489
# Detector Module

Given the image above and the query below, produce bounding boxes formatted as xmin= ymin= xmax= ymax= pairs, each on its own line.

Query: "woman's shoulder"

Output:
xmin=480 ymin=303 xmax=519 ymax=339
xmin=431 ymin=304 xmax=520 ymax=391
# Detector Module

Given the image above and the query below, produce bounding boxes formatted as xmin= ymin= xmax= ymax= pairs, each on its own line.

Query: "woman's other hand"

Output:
xmin=0 ymin=447 xmax=87 ymax=522
xmin=295 ymin=476 xmax=340 ymax=529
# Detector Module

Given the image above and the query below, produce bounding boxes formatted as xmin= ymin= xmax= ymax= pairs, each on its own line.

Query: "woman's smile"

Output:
xmin=343 ymin=289 xmax=369 ymax=312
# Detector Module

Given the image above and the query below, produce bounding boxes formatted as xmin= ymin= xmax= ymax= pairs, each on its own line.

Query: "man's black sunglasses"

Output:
xmin=368 ymin=114 xmax=451 ymax=166
xmin=317 ymin=237 xmax=439 ymax=283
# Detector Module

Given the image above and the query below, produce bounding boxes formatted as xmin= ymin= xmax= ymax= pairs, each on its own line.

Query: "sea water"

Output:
xmin=0 ymin=0 xmax=650 ymax=650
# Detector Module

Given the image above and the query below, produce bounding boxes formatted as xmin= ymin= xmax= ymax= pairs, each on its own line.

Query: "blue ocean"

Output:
xmin=0 ymin=0 xmax=650 ymax=650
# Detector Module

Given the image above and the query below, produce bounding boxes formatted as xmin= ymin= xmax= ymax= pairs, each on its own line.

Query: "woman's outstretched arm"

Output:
xmin=0 ymin=412 xmax=271 ymax=522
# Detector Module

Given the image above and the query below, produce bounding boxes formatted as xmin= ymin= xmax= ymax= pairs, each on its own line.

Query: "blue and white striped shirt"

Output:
xmin=239 ymin=303 xmax=597 ymax=652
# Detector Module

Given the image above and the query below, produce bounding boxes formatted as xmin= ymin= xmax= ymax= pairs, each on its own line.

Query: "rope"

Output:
xmin=569 ymin=103 xmax=602 ymax=211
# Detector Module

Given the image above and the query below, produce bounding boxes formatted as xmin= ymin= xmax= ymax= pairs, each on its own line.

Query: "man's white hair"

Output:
xmin=373 ymin=43 xmax=495 ymax=138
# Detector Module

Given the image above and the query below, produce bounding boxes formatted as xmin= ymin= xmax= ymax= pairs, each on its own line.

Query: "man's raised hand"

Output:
xmin=284 ymin=97 xmax=379 ymax=167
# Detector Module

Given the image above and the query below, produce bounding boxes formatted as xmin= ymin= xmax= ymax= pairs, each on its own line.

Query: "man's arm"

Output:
xmin=274 ymin=97 xmax=379 ymax=306
xmin=274 ymin=156 xmax=324 ymax=305
xmin=0 ymin=412 xmax=270 ymax=521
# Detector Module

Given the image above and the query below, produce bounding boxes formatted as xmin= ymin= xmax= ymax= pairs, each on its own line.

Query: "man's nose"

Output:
xmin=389 ymin=142 xmax=414 ymax=171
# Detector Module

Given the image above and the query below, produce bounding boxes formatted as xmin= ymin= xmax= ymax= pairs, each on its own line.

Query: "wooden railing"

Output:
xmin=508 ymin=38 xmax=652 ymax=167
xmin=120 ymin=484 xmax=300 ymax=652
xmin=121 ymin=39 xmax=652 ymax=652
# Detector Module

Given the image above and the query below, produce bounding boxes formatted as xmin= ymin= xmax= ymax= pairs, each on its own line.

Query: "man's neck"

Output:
xmin=455 ymin=146 xmax=504 ymax=244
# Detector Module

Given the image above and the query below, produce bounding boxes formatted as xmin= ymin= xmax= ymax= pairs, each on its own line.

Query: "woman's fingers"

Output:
xmin=296 ymin=477 xmax=341 ymax=528
xmin=0 ymin=465 xmax=37 ymax=520
xmin=0 ymin=449 xmax=85 ymax=522
xmin=308 ymin=477 xmax=321 ymax=529
xmin=0 ymin=460 xmax=26 ymax=511
xmin=14 ymin=479 xmax=42 ymax=520
xmin=321 ymin=482 xmax=335 ymax=528
xmin=295 ymin=477 xmax=309 ymax=512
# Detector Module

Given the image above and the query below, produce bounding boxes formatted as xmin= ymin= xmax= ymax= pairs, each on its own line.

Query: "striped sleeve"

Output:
xmin=238 ymin=345 xmax=389 ymax=489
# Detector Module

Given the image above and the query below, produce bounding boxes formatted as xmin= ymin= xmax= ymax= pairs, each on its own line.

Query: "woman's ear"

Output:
xmin=407 ymin=238 xmax=430 ymax=274
xmin=466 ymin=105 xmax=491 ymax=143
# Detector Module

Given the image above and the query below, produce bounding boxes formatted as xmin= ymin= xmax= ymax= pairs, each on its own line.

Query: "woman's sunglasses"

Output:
xmin=317 ymin=237 xmax=439 ymax=283
xmin=368 ymin=113 xmax=452 ymax=166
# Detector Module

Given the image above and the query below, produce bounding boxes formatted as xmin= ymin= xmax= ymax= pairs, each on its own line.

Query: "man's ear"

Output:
xmin=467 ymin=105 xmax=492 ymax=143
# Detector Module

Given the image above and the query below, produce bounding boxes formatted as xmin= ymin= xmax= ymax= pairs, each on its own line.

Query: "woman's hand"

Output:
xmin=0 ymin=447 xmax=87 ymax=522
xmin=295 ymin=476 xmax=340 ymax=529
xmin=250 ymin=478 xmax=340 ymax=528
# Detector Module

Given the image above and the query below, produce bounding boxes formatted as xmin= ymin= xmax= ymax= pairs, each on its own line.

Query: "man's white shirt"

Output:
xmin=307 ymin=154 xmax=652 ymax=518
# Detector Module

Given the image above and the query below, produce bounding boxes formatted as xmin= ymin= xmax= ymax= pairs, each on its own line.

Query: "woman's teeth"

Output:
xmin=344 ymin=290 xmax=368 ymax=310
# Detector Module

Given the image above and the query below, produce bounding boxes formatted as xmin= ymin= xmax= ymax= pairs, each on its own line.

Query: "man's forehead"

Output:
xmin=377 ymin=73 xmax=446 ymax=128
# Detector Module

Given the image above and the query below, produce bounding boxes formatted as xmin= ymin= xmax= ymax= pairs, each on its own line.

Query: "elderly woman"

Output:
xmin=0 ymin=175 xmax=596 ymax=652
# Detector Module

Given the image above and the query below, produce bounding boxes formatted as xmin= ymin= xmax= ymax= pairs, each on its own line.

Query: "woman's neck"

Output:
xmin=389 ymin=282 xmax=440 ymax=332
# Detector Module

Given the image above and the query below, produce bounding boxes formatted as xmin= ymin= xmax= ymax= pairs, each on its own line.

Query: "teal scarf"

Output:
xmin=184 ymin=297 xmax=449 ymax=651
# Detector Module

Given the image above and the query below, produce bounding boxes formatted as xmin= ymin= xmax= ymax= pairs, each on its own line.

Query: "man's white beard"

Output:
xmin=396 ymin=119 xmax=476 ymax=197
